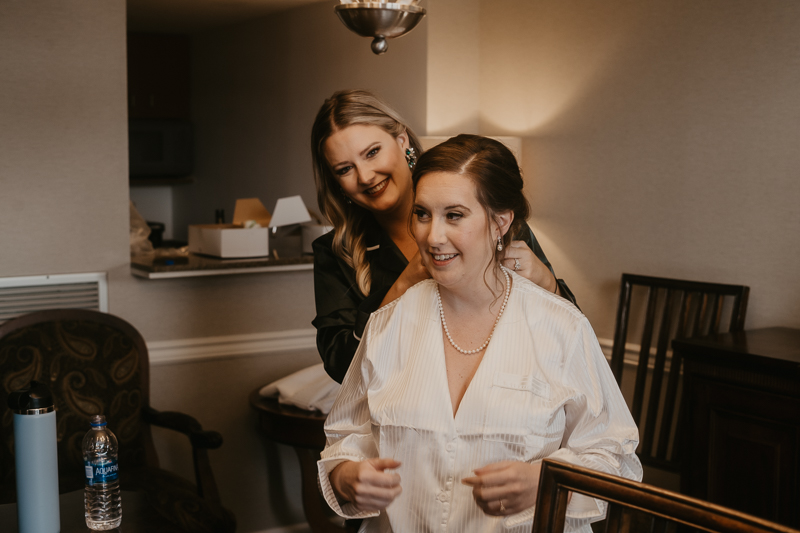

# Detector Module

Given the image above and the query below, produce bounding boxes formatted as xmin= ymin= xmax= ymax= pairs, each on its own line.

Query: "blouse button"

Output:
xmin=445 ymin=443 xmax=455 ymax=452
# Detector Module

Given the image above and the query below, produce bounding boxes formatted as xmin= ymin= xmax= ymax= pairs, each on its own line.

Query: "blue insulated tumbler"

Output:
xmin=8 ymin=381 xmax=61 ymax=533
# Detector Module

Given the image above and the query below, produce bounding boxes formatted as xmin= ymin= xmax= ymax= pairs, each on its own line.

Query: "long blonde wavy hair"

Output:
xmin=311 ymin=90 xmax=423 ymax=296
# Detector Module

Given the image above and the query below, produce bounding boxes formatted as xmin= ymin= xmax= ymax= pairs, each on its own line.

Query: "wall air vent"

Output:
xmin=0 ymin=273 xmax=108 ymax=326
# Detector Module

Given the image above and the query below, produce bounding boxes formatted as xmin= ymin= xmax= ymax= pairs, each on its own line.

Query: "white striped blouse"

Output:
xmin=318 ymin=272 xmax=642 ymax=533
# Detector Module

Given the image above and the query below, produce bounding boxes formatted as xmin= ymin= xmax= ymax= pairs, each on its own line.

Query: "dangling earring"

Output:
xmin=405 ymin=147 xmax=417 ymax=169
xmin=340 ymin=187 xmax=352 ymax=205
xmin=496 ymin=236 xmax=503 ymax=252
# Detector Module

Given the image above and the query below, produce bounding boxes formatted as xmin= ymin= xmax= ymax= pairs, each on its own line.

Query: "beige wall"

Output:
xmin=426 ymin=0 xmax=480 ymax=134
xmin=478 ymin=0 xmax=800 ymax=336
xmin=0 ymin=0 xmax=129 ymax=280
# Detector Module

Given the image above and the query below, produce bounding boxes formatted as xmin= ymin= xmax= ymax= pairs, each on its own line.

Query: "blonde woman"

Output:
xmin=310 ymin=90 xmax=577 ymax=382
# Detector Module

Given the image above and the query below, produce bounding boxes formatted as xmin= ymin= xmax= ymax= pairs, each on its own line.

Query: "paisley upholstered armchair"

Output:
xmin=0 ymin=309 xmax=236 ymax=533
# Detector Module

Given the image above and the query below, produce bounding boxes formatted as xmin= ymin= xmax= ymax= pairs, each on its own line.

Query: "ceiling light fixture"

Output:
xmin=335 ymin=1 xmax=426 ymax=55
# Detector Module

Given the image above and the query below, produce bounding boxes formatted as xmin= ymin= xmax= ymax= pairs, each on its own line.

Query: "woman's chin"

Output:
xmin=362 ymin=189 xmax=399 ymax=214
xmin=430 ymin=272 xmax=460 ymax=290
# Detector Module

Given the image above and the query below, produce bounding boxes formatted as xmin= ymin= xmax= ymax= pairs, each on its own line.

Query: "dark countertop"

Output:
xmin=131 ymin=252 xmax=314 ymax=279
xmin=673 ymin=326 xmax=800 ymax=371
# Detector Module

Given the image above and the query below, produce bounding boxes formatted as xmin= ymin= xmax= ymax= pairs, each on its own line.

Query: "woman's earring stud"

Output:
xmin=340 ymin=187 xmax=352 ymax=205
xmin=405 ymin=147 xmax=417 ymax=169
xmin=496 ymin=236 xmax=503 ymax=252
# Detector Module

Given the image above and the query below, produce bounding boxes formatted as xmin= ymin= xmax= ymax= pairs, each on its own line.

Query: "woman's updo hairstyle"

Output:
xmin=412 ymin=134 xmax=531 ymax=256
xmin=311 ymin=89 xmax=423 ymax=296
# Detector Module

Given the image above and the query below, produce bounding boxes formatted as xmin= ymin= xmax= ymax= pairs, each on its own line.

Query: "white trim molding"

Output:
xmin=147 ymin=328 xmax=317 ymax=365
xmin=145 ymin=329 xmax=656 ymax=370
xmin=598 ymin=337 xmax=671 ymax=371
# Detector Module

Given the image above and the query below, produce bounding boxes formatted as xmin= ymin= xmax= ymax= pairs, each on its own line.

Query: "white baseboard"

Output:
xmin=145 ymin=326 xmax=647 ymax=370
xmin=147 ymin=328 xmax=317 ymax=365
xmin=598 ymin=337 xmax=668 ymax=370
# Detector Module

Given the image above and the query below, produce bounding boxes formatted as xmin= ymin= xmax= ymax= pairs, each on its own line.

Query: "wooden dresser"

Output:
xmin=676 ymin=327 xmax=800 ymax=527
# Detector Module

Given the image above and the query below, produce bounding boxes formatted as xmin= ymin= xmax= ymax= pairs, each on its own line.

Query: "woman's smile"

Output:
xmin=431 ymin=252 xmax=459 ymax=266
xmin=364 ymin=178 xmax=389 ymax=196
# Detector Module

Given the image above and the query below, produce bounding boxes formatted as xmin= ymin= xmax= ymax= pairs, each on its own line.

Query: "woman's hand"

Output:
xmin=461 ymin=460 xmax=543 ymax=516
xmin=330 ymin=458 xmax=403 ymax=512
xmin=380 ymin=251 xmax=432 ymax=307
xmin=502 ymin=241 xmax=559 ymax=295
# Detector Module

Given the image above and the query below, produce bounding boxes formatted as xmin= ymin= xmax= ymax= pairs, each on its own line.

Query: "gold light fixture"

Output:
xmin=335 ymin=1 xmax=426 ymax=55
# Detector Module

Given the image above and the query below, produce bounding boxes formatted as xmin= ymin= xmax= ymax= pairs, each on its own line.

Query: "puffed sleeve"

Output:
xmin=316 ymin=324 xmax=380 ymax=520
xmin=312 ymin=233 xmax=385 ymax=383
xmin=545 ymin=317 xmax=642 ymax=525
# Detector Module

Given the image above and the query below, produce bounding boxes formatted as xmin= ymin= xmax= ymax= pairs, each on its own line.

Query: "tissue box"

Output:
xmin=188 ymin=198 xmax=272 ymax=258
xmin=302 ymin=224 xmax=333 ymax=254
xmin=268 ymin=195 xmax=315 ymax=258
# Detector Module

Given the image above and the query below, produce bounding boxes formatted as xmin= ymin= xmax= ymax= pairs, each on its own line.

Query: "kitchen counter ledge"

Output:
xmin=131 ymin=252 xmax=313 ymax=279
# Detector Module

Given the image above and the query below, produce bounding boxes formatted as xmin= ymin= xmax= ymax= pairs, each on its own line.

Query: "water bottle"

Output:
xmin=8 ymin=381 xmax=61 ymax=533
xmin=83 ymin=414 xmax=122 ymax=530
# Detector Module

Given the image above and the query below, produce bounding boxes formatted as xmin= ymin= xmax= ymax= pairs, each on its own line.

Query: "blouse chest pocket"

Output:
xmin=482 ymin=372 xmax=554 ymax=457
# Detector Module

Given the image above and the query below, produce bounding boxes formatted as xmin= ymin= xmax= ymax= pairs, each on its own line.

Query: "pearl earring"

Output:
xmin=496 ymin=236 xmax=503 ymax=252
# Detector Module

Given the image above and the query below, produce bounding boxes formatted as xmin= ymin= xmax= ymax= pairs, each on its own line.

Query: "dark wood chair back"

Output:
xmin=0 ymin=309 xmax=157 ymax=498
xmin=0 ymin=309 xmax=236 ymax=532
xmin=532 ymin=459 xmax=799 ymax=533
xmin=609 ymin=274 xmax=748 ymax=471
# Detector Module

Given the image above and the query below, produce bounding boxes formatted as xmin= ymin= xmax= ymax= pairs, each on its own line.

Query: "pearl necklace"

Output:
xmin=436 ymin=267 xmax=511 ymax=355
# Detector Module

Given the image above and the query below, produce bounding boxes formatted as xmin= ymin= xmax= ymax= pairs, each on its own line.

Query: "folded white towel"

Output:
xmin=259 ymin=363 xmax=341 ymax=414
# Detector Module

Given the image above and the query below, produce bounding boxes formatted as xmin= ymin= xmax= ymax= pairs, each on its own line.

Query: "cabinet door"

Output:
xmin=685 ymin=377 xmax=800 ymax=527
xmin=127 ymin=33 xmax=190 ymax=119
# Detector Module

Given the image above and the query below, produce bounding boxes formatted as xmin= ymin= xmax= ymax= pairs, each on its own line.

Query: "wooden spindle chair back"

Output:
xmin=609 ymin=274 xmax=749 ymax=471
xmin=532 ymin=459 xmax=799 ymax=533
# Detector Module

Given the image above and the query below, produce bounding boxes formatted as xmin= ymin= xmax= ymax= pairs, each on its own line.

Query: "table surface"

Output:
xmin=672 ymin=326 xmax=800 ymax=367
xmin=0 ymin=490 xmax=180 ymax=532
xmin=249 ymin=389 xmax=328 ymax=449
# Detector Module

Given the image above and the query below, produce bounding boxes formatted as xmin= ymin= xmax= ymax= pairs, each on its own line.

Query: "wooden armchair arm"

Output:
xmin=141 ymin=405 xmax=223 ymax=501
xmin=142 ymin=405 xmax=223 ymax=449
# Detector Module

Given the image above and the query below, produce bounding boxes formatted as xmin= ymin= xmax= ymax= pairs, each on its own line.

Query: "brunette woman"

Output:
xmin=317 ymin=135 xmax=640 ymax=532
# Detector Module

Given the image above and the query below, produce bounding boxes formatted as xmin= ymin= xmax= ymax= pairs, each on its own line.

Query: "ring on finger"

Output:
xmin=513 ymin=258 xmax=520 ymax=271
xmin=499 ymin=500 xmax=506 ymax=512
